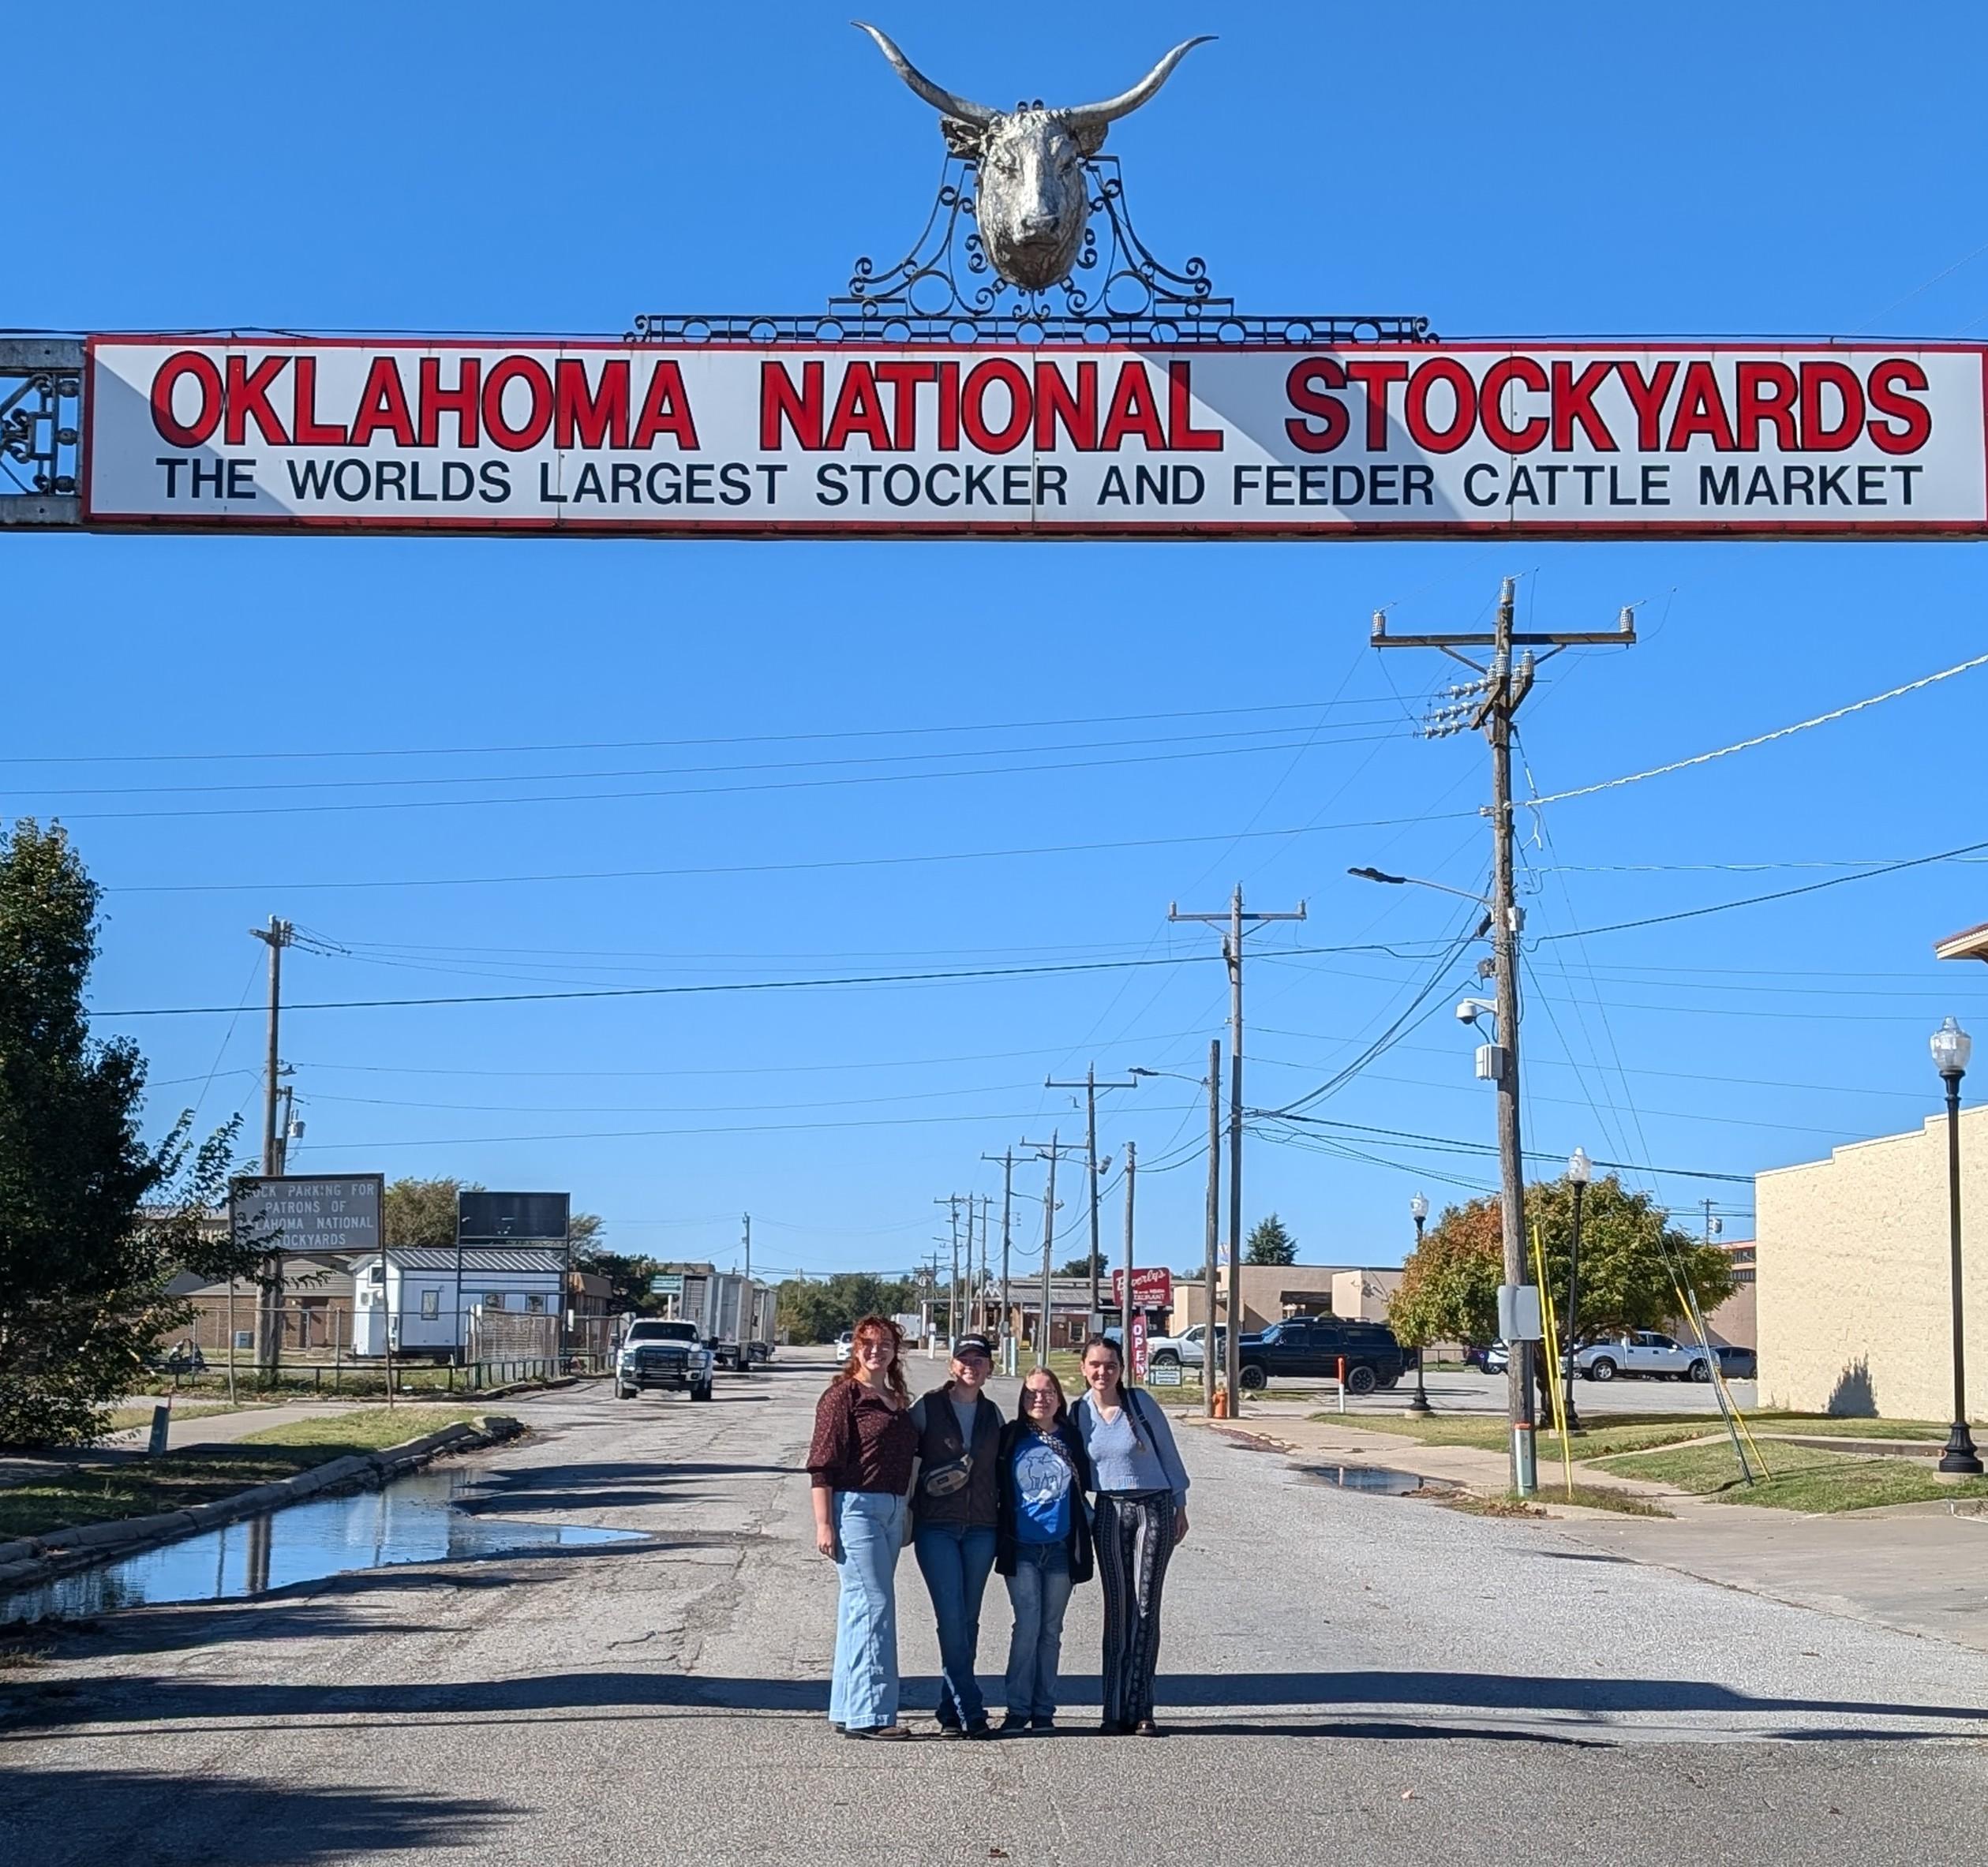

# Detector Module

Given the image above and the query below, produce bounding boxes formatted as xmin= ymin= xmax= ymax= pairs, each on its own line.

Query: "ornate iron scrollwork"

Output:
xmin=0 ymin=355 xmax=81 ymax=496
xmin=630 ymin=155 xmax=1435 ymax=347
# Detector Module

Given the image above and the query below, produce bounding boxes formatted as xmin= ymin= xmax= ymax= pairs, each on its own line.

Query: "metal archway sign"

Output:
xmin=2 ymin=332 xmax=1971 ymax=543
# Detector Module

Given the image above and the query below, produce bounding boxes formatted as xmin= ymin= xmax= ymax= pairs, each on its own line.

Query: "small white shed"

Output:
xmin=351 ymin=1245 xmax=566 ymax=1358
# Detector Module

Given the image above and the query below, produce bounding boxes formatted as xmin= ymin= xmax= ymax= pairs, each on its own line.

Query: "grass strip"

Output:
xmin=1310 ymin=1412 xmax=1717 ymax=1459
xmin=0 ymin=1408 xmax=485 ymax=1543
xmin=1590 ymin=1439 xmax=1988 ymax=1512
xmin=1448 ymin=1484 xmax=1672 ymax=1519
xmin=99 ymin=1402 xmax=249 ymax=1435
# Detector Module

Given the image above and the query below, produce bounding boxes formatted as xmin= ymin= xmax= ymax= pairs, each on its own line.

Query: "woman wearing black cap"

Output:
xmin=908 ymin=1331 xmax=1003 ymax=1738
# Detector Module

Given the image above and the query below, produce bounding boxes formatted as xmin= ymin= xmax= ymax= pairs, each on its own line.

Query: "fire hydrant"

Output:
xmin=1212 ymin=1382 xmax=1230 ymax=1419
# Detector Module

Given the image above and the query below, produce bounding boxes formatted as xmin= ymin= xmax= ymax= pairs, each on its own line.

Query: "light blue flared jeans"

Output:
xmin=828 ymin=1489 xmax=907 ymax=1730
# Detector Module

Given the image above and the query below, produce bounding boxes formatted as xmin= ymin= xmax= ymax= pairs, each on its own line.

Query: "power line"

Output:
xmin=100 ymin=810 xmax=1477 ymax=897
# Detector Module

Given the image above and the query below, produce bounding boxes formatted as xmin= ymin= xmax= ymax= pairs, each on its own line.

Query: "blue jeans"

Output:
xmin=829 ymin=1491 xmax=906 ymax=1731
xmin=1003 ymin=1540 xmax=1073 ymax=1721
xmin=913 ymin=1520 xmax=997 ymax=1727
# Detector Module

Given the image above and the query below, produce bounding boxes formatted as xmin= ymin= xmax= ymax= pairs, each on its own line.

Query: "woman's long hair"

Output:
xmin=838 ymin=1313 xmax=910 ymax=1406
xmin=1080 ymin=1334 xmax=1144 ymax=1447
xmin=1015 ymin=1364 xmax=1069 ymax=1427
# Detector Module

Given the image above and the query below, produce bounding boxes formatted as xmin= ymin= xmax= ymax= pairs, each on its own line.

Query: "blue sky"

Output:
xmin=11 ymin=2 xmax=1988 ymax=1281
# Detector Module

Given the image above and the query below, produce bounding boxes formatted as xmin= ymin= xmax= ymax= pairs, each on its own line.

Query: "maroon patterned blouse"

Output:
xmin=807 ymin=1378 xmax=917 ymax=1495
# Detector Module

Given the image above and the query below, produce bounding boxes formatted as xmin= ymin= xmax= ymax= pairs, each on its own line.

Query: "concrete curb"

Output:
xmin=0 ymin=1413 xmax=523 ymax=1601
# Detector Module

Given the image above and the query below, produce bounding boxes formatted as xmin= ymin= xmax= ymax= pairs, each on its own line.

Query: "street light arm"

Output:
xmin=1348 ymin=866 xmax=1492 ymax=909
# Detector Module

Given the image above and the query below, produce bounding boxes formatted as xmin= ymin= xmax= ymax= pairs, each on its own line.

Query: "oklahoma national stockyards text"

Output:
xmin=86 ymin=336 xmax=1987 ymax=540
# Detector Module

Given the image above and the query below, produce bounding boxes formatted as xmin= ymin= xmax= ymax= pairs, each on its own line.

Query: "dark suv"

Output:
xmin=1235 ymin=1317 xmax=1413 ymax=1395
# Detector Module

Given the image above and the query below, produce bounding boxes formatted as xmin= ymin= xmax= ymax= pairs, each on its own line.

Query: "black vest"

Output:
xmin=915 ymin=1384 xmax=1001 ymax=1527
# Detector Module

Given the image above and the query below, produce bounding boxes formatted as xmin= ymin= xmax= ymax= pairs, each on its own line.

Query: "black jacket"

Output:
xmin=994 ymin=1416 xmax=1095 ymax=1582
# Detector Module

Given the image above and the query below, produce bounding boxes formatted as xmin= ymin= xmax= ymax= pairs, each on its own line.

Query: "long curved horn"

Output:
xmin=852 ymin=22 xmax=998 ymax=126
xmin=1064 ymin=36 xmax=1215 ymax=129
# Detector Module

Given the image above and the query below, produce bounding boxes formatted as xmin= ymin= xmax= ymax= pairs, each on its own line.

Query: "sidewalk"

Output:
xmin=1181 ymin=1408 xmax=1988 ymax=1656
xmin=0 ymin=1401 xmax=381 ymax=1493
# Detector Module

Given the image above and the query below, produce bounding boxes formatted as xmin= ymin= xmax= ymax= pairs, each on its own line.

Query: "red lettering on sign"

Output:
xmin=555 ymin=358 xmax=630 ymax=450
xmin=961 ymin=359 xmax=1031 ymax=453
xmin=1284 ymin=358 xmax=1349 ymax=454
xmin=875 ymin=361 xmax=937 ymax=449
xmin=1345 ymin=359 xmax=1410 ymax=451
xmin=824 ymin=363 xmax=894 ymax=451
xmin=1550 ymin=360 xmax=1615 ymax=451
xmin=1406 ymin=357 xmax=1477 ymax=452
xmin=1866 ymin=359 xmax=1932 ymax=455
xmin=1035 ymin=361 xmax=1097 ymax=451
xmin=630 ymin=361 xmax=698 ymax=450
xmin=1665 ymin=361 xmax=1736 ymax=451
xmin=1798 ymin=361 xmax=1863 ymax=451
xmin=1615 ymin=360 xmax=1678 ymax=451
xmin=1099 ymin=361 xmax=1166 ymax=451
xmin=481 ymin=357 xmax=553 ymax=452
xmin=760 ymin=361 xmax=822 ymax=450
xmin=151 ymin=350 xmax=223 ymax=448
xmin=1167 ymin=361 xmax=1222 ymax=451
xmin=1479 ymin=357 xmax=1548 ymax=454
xmin=936 ymin=360 xmax=960 ymax=451
xmin=418 ymin=357 xmax=480 ymax=448
xmin=1733 ymin=361 xmax=1797 ymax=451
xmin=223 ymin=354 xmax=288 ymax=447
xmin=290 ymin=356 xmax=348 ymax=446
xmin=350 ymin=357 xmax=417 ymax=448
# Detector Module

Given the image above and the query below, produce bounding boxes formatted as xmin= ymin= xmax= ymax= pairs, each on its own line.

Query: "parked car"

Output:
xmin=1466 ymin=1341 xmax=1504 ymax=1375
xmin=1234 ymin=1317 xmax=1412 ymax=1396
xmin=1574 ymin=1331 xmax=1711 ymax=1383
xmin=1715 ymin=1343 xmax=1758 ymax=1380
xmin=615 ymin=1319 xmax=715 ymax=1401
xmin=833 ymin=1330 xmax=855 ymax=1360
xmin=1147 ymin=1323 xmax=1226 ymax=1371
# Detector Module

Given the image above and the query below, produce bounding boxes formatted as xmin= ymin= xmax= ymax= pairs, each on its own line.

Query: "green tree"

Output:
xmin=1058 ymin=1248 xmax=1106 ymax=1279
xmin=0 ymin=822 xmax=247 ymax=1447
xmin=384 ymin=1177 xmax=479 ymax=1249
xmin=777 ymin=1274 xmax=916 ymax=1345
xmin=1244 ymin=1214 xmax=1298 ymax=1266
xmin=575 ymin=1248 xmax=664 ymax=1314
xmin=1387 ymin=1174 xmax=1735 ymax=1352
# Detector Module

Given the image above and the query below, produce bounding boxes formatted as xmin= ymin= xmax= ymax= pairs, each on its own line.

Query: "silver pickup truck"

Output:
xmin=1573 ymin=1331 xmax=1711 ymax=1383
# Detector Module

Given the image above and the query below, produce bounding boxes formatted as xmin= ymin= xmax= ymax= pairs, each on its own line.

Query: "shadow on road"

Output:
xmin=0 ymin=1767 xmax=514 ymax=1864
xmin=5 ymin=1665 xmax=1977 ymax=1738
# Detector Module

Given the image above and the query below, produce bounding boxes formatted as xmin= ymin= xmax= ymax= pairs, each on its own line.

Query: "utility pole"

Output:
xmin=1121 ymin=1139 xmax=1138 ymax=1384
xmin=1702 ymin=1199 xmax=1723 ymax=1248
xmin=1374 ymin=577 xmax=1634 ymax=1494
xmin=1170 ymin=886 xmax=1305 ymax=1418
xmin=249 ymin=915 xmax=294 ymax=1375
xmin=1044 ymin=1064 xmax=1139 ymax=1330
xmin=1204 ymin=1037 xmax=1222 ymax=1416
xmin=740 ymin=1213 xmax=752 ymax=1374
xmin=935 ymin=1195 xmax=963 ymax=1345
xmin=975 ymin=1193 xmax=992 ymax=1335
xmin=1022 ymin=1134 xmax=1085 ymax=1368
xmin=983 ymin=1150 xmax=1016 ymax=1371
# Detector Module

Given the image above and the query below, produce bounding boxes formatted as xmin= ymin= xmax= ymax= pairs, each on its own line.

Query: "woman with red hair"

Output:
xmin=807 ymin=1314 xmax=918 ymax=1739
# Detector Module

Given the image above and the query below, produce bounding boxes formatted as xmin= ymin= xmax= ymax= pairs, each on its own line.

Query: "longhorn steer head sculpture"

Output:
xmin=855 ymin=23 xmax=1213 ymax=293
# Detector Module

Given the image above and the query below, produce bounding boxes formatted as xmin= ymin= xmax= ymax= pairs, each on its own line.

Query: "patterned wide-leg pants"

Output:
xmin=1094 ymin=1489 xmax=1177 ymax=1728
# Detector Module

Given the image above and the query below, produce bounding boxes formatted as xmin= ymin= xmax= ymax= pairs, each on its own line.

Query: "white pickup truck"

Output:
xmin=1572 ymin=1330 xmax=1711 ymax=1384
xmin=1146 ymin=1323 xmax=1226 ymax=1373
xmin=615 ymin=1319 xmax=716 ymax=1401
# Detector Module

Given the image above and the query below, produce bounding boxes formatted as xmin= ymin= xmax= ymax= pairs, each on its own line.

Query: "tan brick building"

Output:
xmin=1757 ymin=1109 xmax=1988 ymax=1420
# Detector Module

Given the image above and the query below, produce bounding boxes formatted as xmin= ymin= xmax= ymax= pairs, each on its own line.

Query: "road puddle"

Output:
xmin=1 ymin=1468 xmax=647 ymax=1626
xmin=1304 ymin=1464 xmax=1449 ymax=1496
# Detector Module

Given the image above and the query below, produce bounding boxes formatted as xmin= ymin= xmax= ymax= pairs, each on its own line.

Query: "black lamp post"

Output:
xmin=1406 ymin=1193 xmax=1432 ymax=1416
xmin=1932 ymin=1018 xmax=1982 ymax=1476
xmin=1564 ymin=1147 xmax=1590 ymax=1434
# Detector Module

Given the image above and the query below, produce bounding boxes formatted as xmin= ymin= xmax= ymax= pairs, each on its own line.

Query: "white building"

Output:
xmin=352 ymin=1244 xmax=567 ymax=1359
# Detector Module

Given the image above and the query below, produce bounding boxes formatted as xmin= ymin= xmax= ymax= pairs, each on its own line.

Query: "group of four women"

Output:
xmin=806 ymin=1317 xmax=1191 ymax=1740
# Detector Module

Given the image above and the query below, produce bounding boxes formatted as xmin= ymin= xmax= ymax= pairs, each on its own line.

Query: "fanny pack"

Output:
xmin=920 ymin=1451 xmax=974 ymax=1497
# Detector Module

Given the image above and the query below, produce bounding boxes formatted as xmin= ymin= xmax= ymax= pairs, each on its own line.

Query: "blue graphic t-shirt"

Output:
xmin=1012 ymin=1432 xmax=1074 ymax=1543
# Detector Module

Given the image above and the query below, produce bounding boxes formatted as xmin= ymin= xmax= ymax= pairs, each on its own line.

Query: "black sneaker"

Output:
xmin=964 ymin=1722 xmax=994 ymax=1741
xmin=1031 ymin=1717 xmax=1056 ymax=1735
xmin=934 ymin=1722 xmax=966 ymax=1740
xmin=998 ymin=1713 xmax=1031 ymax=1734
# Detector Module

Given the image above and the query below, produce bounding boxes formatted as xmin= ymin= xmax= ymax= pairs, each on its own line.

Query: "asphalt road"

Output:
xmin=2 ymin=1352 xmax=1986 ymax=1866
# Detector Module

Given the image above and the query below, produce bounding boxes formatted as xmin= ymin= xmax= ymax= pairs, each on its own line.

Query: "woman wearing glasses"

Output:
xmin=994 ymin=1366 xmax=1094 ymax=1734
xmin=807 ymin=1314 xmax=918 ymax=1740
